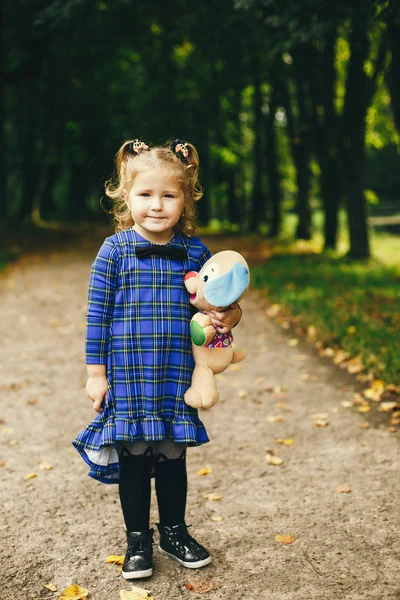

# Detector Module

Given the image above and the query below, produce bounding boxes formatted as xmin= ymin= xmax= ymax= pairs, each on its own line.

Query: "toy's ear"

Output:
xmin=184 ymin=271 xmax=198 ymax=293
xmin=204 ymin=263 xmax=249 ymax=306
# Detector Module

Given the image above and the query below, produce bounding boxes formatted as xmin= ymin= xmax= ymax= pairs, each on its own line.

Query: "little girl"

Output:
xmin=73 ymin=139 xmax=241 ymax=579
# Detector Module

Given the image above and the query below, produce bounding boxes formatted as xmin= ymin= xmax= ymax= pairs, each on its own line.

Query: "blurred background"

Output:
xmin=1 ymin=0 xmax=400 ymax=382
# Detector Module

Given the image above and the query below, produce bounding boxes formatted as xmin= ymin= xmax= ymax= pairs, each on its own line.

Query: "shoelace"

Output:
xmin=127 ymin=531 xmax=153 ymax=554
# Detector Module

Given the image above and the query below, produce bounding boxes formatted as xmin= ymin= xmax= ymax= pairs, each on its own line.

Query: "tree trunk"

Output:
xmin=249 ymin=61 xmax=264 ymax=231
xmin=341 ymin=2 xmax=387 ymax=259
xmin=281 ymin=66 xmax=312 ymax=240
xmin=0 ymin=8 xmax=6 ymax=222
xmin=265 ymin=85 xmax=282 ymax=238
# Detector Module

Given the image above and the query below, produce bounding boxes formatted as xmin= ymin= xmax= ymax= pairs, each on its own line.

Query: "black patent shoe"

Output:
xmin=122 ymin=529 xmax=153 ymax=579
xmin=157 ymin=522 xmax=211 ymax=569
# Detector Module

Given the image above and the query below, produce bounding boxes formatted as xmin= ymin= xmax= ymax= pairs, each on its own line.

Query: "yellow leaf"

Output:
xmin=266 ymin=304 xmax=281 ymax=317
xmin=341 ymin=400 xmax=354 ymax=408
xmin=347 ymin=326 xmax=356 ymax=335
xmin=106 ymin=554 xmax=125 ymax=564
xmin=44 ymin=584 xmax=58 ymax=592
xmin=359 ymin=421 xmax=370 ymax=429
xmin=288 ymin=338 xmax=299 ymax=347
xmin=39 ymin=462 xmax=53 ymax=471
xmin=378 ymin=401 xmax=399 ymax=413
xmin=273 ymin=386 xmax=288 ymax=393
xmin=275 ymin=438 xmax=295 ymax=446
xmin=230 ymin=364 xmax=241 ymax=372
xmin=276 ymin=403 xmax=292 ymax=412
xmin=197 ymin=467 xmax=212 ymax=476
xmin=336 ymin=484 xmax=351 ymax=493
xmin=364 ymin=380 xmax=385 ymax=401
xmin=9 ymin=439 xmax=19 ymax=446
xmin=275 ymin=534 xmax=296 ymax=544
xmin=238 ymin=389 xmax=248 ymax=398
xmin=24 ymin=473 xmax=37 ymax=480
xmin=120 ymin=586 xmax=154 ymax=600
xmin=59 ymin=584 xmax=89 ymax=600
xmin=210 ymin=515 xmax=224 ymax=522
xmin=266 ymin=455 xmax=284 ymax=466
xmin=266 ymin=416 xmax=285 ymax=423
xmin=358 ymin=405 xmax=371 ymax=413
xmin=333 ymin=350 xmax=350 ymax=364
xmin=306 ymin=325 xmax=317 ymax=340
xmin=204 ymin=492 xmax=222 ymax=501
xmin=314 ymin=420 xmax=329 ymax=427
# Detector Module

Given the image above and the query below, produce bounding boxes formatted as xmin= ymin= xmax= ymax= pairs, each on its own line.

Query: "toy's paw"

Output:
xmin=232 ymin=348 xmax=247 ymax=363
xmin=190 ymin=321 xmax=215 ymax=347
xmin=184 ymin=388 xmax=204 ymax=409
xmin=184 ymin=388 xmax=219 ymax=409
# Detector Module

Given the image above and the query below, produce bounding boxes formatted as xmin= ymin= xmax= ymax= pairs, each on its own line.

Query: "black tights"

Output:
xmin=118 ymin=440 xmax=188 ymax=532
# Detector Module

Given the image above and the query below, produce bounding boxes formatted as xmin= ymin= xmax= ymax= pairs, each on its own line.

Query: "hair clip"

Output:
xmin=172 ymin=139 xmax=189 ymax=162
xmin=128 ymin=139 xmax=149 ymax=155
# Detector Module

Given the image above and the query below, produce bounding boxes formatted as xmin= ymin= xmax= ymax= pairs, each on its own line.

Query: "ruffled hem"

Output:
xmin=72 ymin=415 xmax=209 ymax=484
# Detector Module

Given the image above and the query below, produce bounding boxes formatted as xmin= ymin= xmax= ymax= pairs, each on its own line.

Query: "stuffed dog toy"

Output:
xmin=183 ymin=250 xmax=250 ymax=409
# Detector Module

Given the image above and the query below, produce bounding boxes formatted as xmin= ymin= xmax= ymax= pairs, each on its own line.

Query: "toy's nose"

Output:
xmin=184 ymin=271 xmax=197 ymax=281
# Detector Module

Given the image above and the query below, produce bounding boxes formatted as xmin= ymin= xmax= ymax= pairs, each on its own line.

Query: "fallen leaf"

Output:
xmin=238 ymin=389 xmax=248 ymax=398
xmin=378 ymin=401 xmax=399 ymax=413
xmin=388 ymin=427 xmax=397 ymax=433
xmin=185 ymin=580 xmax=214 ymax=593
xmin=276 ymin=403 xmax=292 ymax=412
xmin=288 ymin=338 xmax=299 ymax=347
xmin=334 ymin=350 xmax=350 ymax=365
xmin=197 ymin=467 xmax=212 ymax=476
xmin=321 ymin=347 xmax=335 ymax=357
xmin=275 ymin=438 xmax=295 ymax=446
xmin=44 ymin=584 xmax=58 ymax=592
xmin=9 ymin=439 xmax=19 ymax=446
xmin=300 ymin=374 xmax=311 ymax=381
xmin=341 ymin=400 xmax=354 ymax=408
xmin=106 ymin=554 xmax=125 ymax=564
xmin=347 ymin=359 xmax=364 ymax=374
xmin=358 ymin=405 xmax=371 ymax=413
xmin=359 ymin=421 xmax=370 ymax=429
xmin=210 ymin=515 xmax=224 ymax=522
xmin=24 ymin=473 xmax=37 ymax=480
xmin=39 ymin=462 xmax=54 ymax=471
xmin=27 ymin=398 xmax=39 ymax=406
xmin=336 ymin=484 xmax=351 ymax=493
xmin=275 ymin=534 xmax=296 ymax=544
xmin=0 ymin=461 xmax=5 ymax=467
xmin=363 ymin=380 xmax=385 ymax=402
xmin=273 ymin=386 xmax=288 ymax=393
xmin=204 ymin=493 xmax=222 ymax=501
xmin=266 ymin=416 xmax=285 ymax=423
xmin=230 ymin=364 xmax=241 ymax=372
xmin=120 ymin=588 xmax=154 ymax=600
xmin=314 ymin=420 xmax=329 ymax=427
xmin=59 ymin=584 xmax=89 ymax=600
xmin=306 ymin=325 xmax=317 ymax=341
xmin=266 ymin=455 xmax=284 ymax=466
xmin=266 ymin=304 xmax=281 ymax=317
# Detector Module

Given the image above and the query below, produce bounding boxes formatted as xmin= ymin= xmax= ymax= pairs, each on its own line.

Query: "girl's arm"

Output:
xmin=85 ymin=240 xmax=119 ymax=411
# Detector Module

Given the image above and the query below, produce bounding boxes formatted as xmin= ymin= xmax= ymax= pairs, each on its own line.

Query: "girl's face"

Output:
xmin=127 ymin=168 xmax=185 ymax=244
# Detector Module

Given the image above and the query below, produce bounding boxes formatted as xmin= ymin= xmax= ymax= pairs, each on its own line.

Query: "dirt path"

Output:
xmin=1 ymin=234 xmax=400 ymax=600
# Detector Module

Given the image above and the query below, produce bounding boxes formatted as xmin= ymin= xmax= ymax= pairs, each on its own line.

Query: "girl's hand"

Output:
xmin=205 ymin=302 xmax=242 ymax=334
xmin=86 ymin=375 xmax=108 ymax=413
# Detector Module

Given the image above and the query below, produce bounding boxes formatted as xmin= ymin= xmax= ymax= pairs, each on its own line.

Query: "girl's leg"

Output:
xmin=118 ymin=441 xmax=155 ymax=579
xmin=154 ymin=440 xmax=211 ymax=569
xmin=154 ymin=439 xmax=187 ymax=526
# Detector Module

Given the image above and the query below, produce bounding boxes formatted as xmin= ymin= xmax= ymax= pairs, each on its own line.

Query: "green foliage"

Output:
xmin=251 ymin=253 xmax=400 ymax=383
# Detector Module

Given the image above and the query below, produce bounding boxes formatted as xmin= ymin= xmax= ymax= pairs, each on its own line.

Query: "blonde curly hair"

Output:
xmin=104 ymin=140 xmax=203 ymax=236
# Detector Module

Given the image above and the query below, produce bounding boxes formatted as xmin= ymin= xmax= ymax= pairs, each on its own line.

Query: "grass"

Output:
xmin=248 ymin=211 xmax=400 ymax=384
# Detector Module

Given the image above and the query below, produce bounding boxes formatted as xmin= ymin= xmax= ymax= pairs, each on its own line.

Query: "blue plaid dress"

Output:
xmin=73 ymin=228 xmax=212 ymax=483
